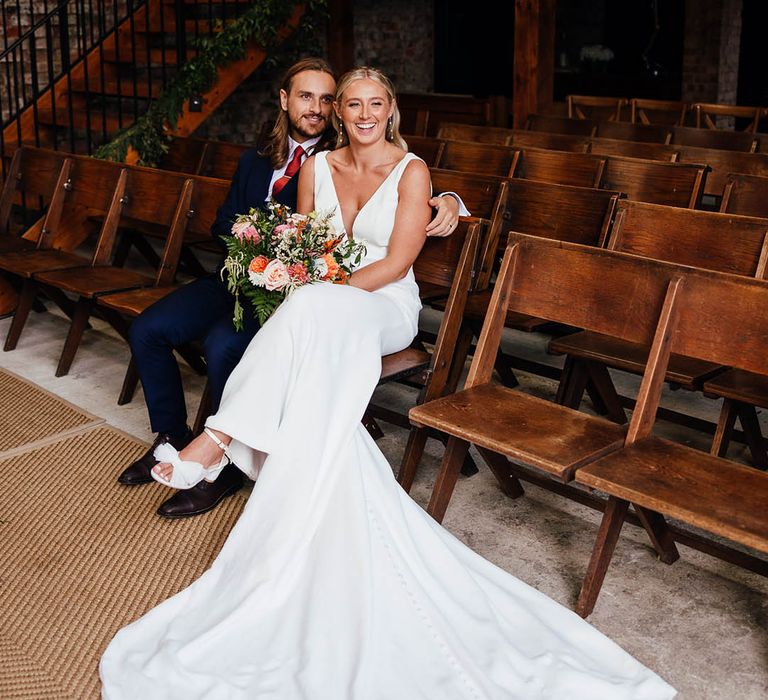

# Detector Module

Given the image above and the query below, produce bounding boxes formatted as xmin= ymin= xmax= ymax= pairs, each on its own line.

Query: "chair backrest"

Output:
xmin=672 ymin=269 xmax=768 ymax=377
xmin=513 ymin=148 xmax=605 ymax=188
xmin=438 ymin=140 xmax=516 ymax=177
xmin=567 ymin=95 xmax=628 ymax=122
xmin=198 ymin=140 xmax=248 ymax=180
xmin=159 ymin=137 xmax=208 ymax=175
xmin=525 ymin=114 xmax=597 ymax=136
xmin=693 ymin=103 xmax=765 ymax=133
xmin=600 ymin=156 xmax=708 ymax=208
xmin=719 ymin=174 xmax=768 ymax=217
xmin=412 ymin=217 xmax=485 ymax=289
xmin=607 ymin=200 xmax=768 ymax=278
xmin=671 ymin=125 xmax=758 ymax=152
xmin=185 ymin=174 xmax=233 ymax=244
xmin=630 ymin=98 xmax=688 ymax=127
xmin=588 ymin=137 xmax=679 ymax=162
xmin=498 ymin=233 xmax=676 ymax=346
xmin=405 ymin=135 xmax=445 ymax=167
xmin=429 ymin=168 xmax=505 ymax=221
xmin=506 ymin=129 xmax=591 ymax=152
xmin=398 ymin=93 xmax=493 ymax=137
xmin=675 ymin=146 xmax=768 ymax=199
xmin=436 ymin=123 xmax=512 ymax=145
xmin=595 ymin=121 xmax=672 ymax=143
xmin=0 ymin=147 xmax=69 ymax=236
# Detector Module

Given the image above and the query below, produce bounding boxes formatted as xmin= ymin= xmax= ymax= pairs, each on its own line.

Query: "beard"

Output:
xmin=290 ymin=111 xmax=328 ymax=140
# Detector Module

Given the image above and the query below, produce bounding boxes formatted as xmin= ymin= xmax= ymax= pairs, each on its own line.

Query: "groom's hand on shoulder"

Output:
xmin=426 ymin=194 xmax=460 ymax=237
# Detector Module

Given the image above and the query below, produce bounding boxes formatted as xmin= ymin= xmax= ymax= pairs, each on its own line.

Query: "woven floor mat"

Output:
xmin=0 ymin=368 xmax=102 ymax=456
xmin=0 ymin=425 xmax=247 ymax=698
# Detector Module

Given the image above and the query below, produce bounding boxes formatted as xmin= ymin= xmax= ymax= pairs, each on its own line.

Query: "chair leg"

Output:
xmin=118 ymin=357 xmax=140 ymax=405
xmin=494 ymin=350 xmax=519 ymax=388
xmin=634 ymin=506 xmax=679 ymax=565
xmin=56 ymin=297 xmax=94 ymax=377
xmin=362 ymin=410 xmax=385 ymax=440
xmin=192 ymin=380 xmax=211 ymax=436
xmin=427 ymin=436 xmax=471 ymax=523
xmin=711 ymin=398 xmax=738 ymax=459
xmin=397 ymin=427 xmax=429 ymax=493
xmin=476 ymin=446 xmax=525 ymax=499
xmin=576 ymin=496 xmax=629 ymax=618
xmin=4 ymin=278 xmax=38 ymax=351
xmin=736 ymin=403 xmax=768 ymax=469
xmin=557 ymin=356 xmax=589 ymax=409
xmin=585 ymin=360 xmax=627 ymax=424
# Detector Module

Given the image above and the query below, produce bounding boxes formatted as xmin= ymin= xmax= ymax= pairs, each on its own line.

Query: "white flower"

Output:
xmin=313 ymin=257 xmax=328 ymax=278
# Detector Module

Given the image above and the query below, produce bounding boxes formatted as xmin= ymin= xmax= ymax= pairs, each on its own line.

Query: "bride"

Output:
xmin=100 ymin=67 xmax=676 ymax=699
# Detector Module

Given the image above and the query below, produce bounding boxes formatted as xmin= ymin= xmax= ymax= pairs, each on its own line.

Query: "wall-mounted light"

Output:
xmin=189 ymin=95 xmax=204 ymax=112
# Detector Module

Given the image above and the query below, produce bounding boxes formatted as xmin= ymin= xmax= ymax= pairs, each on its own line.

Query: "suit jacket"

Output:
xmin=211 ymin=149 xmax=301 ymax=242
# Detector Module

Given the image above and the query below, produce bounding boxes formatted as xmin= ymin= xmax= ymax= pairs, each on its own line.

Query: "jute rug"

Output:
xmin=0 ymin=425 xmax=248 ymax=698
xmin=0 ymin=368 xmax=102 ymax=456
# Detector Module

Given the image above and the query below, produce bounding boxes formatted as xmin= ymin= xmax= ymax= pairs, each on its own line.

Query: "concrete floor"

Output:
xmin=1 ymin=289 xmax=767 ymax=699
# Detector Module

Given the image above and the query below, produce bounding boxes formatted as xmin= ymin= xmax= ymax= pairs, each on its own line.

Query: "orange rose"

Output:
xmin=249 ymin=256 xmax=269 ymax=274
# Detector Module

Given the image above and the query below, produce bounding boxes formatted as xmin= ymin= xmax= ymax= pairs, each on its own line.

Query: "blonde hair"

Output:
xmin=332 ymin=67 xmax=408 ymax=151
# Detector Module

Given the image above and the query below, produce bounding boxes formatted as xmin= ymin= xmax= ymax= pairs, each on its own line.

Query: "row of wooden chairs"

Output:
xmin=567 ymin=95 xmax=768 ymax=132
xmin=406 ymin=232 xmax=768 ymax=617
xmin=159 ymin=134 xmax=708 ymax=212
xmin=0 ymin=147 xmax=494 ymax=452
xmin=432 ymin=125 xmax=768 ymax=203
xmin=525 ymin=114 xmax=765 ymax=152
xmin=417 ymin=177 xmax=768 ymax=472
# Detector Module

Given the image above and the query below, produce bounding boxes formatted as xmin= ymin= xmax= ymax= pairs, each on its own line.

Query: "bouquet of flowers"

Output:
xmin=220 ymin=202 xmax=366 ymax=329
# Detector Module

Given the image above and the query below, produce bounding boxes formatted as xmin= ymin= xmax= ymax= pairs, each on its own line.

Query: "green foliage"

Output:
xmin=95 ymin=0 xmax=328 ymax=167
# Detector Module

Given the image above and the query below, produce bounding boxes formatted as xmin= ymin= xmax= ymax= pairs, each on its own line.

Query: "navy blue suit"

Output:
xmin=130 ymin=149 xmax=300 ymax=436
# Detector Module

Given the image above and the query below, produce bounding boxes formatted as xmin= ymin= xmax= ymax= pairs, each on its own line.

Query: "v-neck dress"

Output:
xmin=314 ymin=148 xmax=422 ymax=337
xmin=100 ymin=149 xmax=675 ymax=700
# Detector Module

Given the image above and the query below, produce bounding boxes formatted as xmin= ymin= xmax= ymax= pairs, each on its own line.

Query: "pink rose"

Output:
xmin=231 ymin=221 xmax=260 ymax=242
xmin=263 ymin=259 xmax=290 ymax=291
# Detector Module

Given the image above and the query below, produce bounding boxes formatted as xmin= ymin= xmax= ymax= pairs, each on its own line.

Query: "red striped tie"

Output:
xmin=271 ymin=145 xmax=305 ymax=198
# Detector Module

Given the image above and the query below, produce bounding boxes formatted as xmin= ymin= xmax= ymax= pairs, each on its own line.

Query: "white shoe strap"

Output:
xmin=203 ymin=427 xmax=229 ymax=453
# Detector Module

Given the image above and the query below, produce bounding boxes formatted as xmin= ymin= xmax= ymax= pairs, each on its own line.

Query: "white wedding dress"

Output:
xmin=100 ymin=151 xmax=676 ymax=699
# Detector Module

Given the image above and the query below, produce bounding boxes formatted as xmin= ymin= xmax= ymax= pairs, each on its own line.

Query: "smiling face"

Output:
xmin=335 ymin=78 xmax=394 ymax=146
xmin=280 ymin=69 xmax=336 ymax=143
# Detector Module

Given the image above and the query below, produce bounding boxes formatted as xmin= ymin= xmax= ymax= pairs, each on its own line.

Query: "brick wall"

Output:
xmin=682 ymin=0 xmax=742 ymax=104
xmin=198 ymin=0 xmax=434 ymax=145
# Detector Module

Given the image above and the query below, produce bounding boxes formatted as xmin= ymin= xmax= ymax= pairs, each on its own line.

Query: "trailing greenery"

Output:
xmin=95 ymin=0 xmax=327 ymax=166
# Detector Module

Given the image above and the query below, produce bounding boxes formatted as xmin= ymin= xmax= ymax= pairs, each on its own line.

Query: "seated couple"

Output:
xmin=101 ymin=62 xmax=676 ymax=698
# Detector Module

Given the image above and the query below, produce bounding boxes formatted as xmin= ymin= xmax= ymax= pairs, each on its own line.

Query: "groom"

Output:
xmin=118 ymin=57 xmax=463 ymax=518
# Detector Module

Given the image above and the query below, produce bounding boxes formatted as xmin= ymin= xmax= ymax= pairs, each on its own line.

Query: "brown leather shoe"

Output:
xmin=117 ymin=428 xmax=193 ymax=485
xmin=156 ymin=462 xmax=244 ymax=518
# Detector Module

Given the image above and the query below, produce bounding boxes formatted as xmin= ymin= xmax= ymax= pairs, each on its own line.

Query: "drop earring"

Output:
xmin=337 ymin=122 xmax=344 ymax=146
xmin=387 ymin=116 xmax=393 ymax=141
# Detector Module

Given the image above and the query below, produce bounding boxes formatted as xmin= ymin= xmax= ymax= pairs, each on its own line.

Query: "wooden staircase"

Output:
xmin=3 ymin=0 xmax=302 ymax=159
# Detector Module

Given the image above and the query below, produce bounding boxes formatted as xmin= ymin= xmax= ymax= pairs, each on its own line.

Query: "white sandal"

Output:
xmin=151 ymin=428 xmax=231 ymax=490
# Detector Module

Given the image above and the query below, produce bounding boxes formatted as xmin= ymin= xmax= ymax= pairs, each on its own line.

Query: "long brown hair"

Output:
xmin=261 ymin=57 xmax=337 ymax=170
xmin=332 ymin=67 xmax=408 ymax=151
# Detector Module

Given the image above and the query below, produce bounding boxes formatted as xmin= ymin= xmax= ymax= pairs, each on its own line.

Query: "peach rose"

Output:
xmin=263 ymin=259 xmax=290 ymax=291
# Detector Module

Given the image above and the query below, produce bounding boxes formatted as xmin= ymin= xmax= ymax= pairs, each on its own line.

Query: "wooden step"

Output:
xmin=102 ymin=46 xmax=197 ymax=66
xmin=71 ymin=77 xmax=160 ymax=99
xmin=36 ymin=106 xmax=126 ymax=133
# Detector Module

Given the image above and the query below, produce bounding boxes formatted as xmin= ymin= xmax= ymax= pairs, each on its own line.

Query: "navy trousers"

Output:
xmin=129 ymin=274 xmax=260 ymax=435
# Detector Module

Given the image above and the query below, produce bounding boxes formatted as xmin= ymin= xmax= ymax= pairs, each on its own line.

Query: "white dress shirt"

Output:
xmin=266 ymin=135 xmax=321 ymax=201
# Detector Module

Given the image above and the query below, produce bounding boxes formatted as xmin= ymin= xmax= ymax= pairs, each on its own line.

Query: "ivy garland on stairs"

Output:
xmin=95 ymin=0 xmax=327 ymax=167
